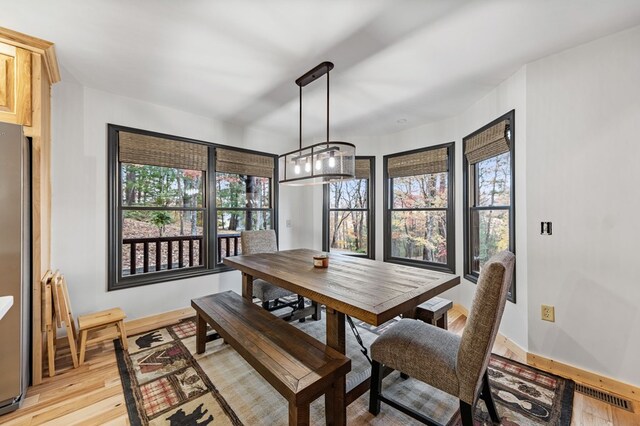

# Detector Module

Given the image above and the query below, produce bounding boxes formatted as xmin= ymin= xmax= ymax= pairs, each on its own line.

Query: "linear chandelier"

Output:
xmin=279 ymin=61 xmax=355 ymax=185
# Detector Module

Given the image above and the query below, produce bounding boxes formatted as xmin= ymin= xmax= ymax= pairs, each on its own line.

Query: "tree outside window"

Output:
xmin=108 ymin=125 xmax=277 ymax=290
xmin=323 ymin=157 xmax=374 ymax=257
xmin=463 ymin=111 xmax=515 ymax=301
xmin=384 ymin=143 xmax=455 ymax=273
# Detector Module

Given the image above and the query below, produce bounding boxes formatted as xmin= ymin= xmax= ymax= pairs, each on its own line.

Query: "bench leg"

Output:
xmin=325 ymin=377 xmax=346 ymax=426
xmin=438 ymin=312 xmax=448 ymax=330
xmin=196 ymin=313 xmax=207 ymax=354
xmin=289 ymin=402 xmax=310 ymax=426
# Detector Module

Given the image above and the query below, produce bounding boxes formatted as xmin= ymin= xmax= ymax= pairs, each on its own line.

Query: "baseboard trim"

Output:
xmin=125 ymin=307 xmax=196 ymax=336
xmin=452 ymin=303 xmax=468 ymax=316
xmin=452 ymin=303 xmax=638 ymax=402
xmin=452 ymin=303 xmax=527 ymax=362
xmin=527 ymin=353 xmax=640 ymax=403
xmin=51 ymin=307 xmax=196 ymax=353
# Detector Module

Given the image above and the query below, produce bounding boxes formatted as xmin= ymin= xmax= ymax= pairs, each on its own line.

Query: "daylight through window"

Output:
xmin=384 ymin=143 xmax=455 ymax=273
xmin=323 ymin=157 xmax=375 ymax=258
xmin=108 ymin=126 xmax=277 ymax=290
xmin=463 ymin=111 xmax=515 ymax=300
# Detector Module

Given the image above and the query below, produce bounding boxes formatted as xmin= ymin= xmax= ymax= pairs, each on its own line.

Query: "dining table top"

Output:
xmin=223 ymin=248 xmax=460 ymax=326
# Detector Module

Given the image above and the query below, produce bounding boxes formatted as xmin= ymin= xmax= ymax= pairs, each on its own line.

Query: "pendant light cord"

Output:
xmin=299 ymin=86 xmax=303 ymax=150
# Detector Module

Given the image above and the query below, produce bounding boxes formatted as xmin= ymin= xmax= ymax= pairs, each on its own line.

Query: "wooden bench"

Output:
xmin=192 ymin=291 xmax=351 ymax=425
xmin=415 ymin=296 xmax=453 ymax=329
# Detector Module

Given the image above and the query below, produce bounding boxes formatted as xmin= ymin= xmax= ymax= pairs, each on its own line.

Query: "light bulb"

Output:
xmin=328 ymin=154 xmax=336 ymax=168
xmin=294 ymin=163 xmax=300 ymax=174
xmin=315 ymin=158 xmax=322 ymax=170
xmin=304 ymin=160 xmax=311 ymax=173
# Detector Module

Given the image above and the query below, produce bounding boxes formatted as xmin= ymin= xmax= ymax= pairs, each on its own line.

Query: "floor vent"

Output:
xmin=575 ymin=384 xmax=634 ymax=412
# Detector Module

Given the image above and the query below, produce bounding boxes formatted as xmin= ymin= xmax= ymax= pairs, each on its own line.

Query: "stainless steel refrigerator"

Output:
xmin=0 ymin=122 xmax=31 ymax=415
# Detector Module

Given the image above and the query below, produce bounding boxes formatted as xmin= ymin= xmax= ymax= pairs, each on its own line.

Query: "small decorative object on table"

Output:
xmin=313 ymin=254 xmax=329 ymax=268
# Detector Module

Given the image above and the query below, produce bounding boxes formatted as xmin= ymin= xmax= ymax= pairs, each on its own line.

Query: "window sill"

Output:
xmin=464 ymin=273 xmax=479 ymax=284
xmin=384 ymin=257 xmax=455 ymax=275
xmin=108 ymin=264 xmax=236 ymax=291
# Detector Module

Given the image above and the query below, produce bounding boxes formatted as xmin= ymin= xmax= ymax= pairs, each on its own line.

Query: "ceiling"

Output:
xmin=3 ymin=0 xmax=640 ymax=139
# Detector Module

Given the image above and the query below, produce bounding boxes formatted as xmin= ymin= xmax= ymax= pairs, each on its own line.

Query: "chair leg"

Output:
xmin=459 ymin=401 xmax=474 ymax=426
xmin=297 ymin=296 xmax=306 ymax=323
xmin=481 ymin=370 xmax=500 ymax=423
xmin=369 ymin=360 xmax=384 ymax=415
xmin=66 ymin=324 xmax=79 ymax=368
xmin=46 ymin=327 xmax=56 ymax=377
xmin=312 ymin=301 xmax=321 ymax=321
xmin=78 ymin=330 xmax=88 ymax=365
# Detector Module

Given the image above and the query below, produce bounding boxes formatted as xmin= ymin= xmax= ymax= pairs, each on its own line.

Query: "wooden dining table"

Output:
xmin=223 ymin=248 xmax=460 ymax=425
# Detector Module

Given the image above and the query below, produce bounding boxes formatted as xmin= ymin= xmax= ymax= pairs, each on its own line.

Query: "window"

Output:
xmin=383 ymin=143 xmax=455 ymax=273
xmin=215 ymin=149 xmax=275 ymax=263
xmin=323 ymin=157 xmax=375 ymax=258
xmin=463 ymin=110 xmax=515 ymax=301
xmin=108 ymin=125 xmax=277 ymax=290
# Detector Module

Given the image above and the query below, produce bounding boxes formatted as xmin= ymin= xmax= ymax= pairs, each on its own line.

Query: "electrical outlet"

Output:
xmin=541 ymin=305 xmax=555 ymax=322
xmin=286 ymin=219 xmax=292 ymax=228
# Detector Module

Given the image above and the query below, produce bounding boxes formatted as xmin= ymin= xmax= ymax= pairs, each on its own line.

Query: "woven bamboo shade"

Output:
xmin=387 ymin=147 xmax=448 ymax=178
xmin=355 ymin=158 xmax=371 ymax=180
xmin=119 ymin=132 xmax=208 ymax=171
xmin=464 ymin=119 xmax=510 ymax=164
xmin=216 ymin=148 xmax=274 ymax=178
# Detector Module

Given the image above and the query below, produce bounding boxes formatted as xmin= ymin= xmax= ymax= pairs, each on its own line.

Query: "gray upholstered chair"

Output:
xmin=240 ymin=230 xmax=308 ymax=319
xmin=369 ymin=250 xmax=515 ymax=426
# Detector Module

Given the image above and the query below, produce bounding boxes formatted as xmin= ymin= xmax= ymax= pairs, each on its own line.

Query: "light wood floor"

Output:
xmin=1 ymin=309 xmax=638 ymax=425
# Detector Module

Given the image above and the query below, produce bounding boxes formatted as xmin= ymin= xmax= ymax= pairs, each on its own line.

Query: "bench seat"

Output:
xmin=191 ymin=291 xmax=351 ymax=425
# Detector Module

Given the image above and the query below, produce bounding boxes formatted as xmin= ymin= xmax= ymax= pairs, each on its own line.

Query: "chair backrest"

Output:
xmin=41 ymin=270 xmax=54 ymax=329
xmin=241 ymin=230 xmax=277 ymax=255
xmin=51 ymin=272 xmax=76 ymax=333
xmin=456 ymin=250 xmax=515 ymax=404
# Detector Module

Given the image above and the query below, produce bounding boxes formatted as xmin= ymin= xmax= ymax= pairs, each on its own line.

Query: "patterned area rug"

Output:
xmin=115 ymin=314 xmax=573 ymax=425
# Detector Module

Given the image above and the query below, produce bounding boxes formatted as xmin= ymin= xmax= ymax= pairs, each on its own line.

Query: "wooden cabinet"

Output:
xmin=0 ymin=27 xmax=60 ymax=386
xmin=0 ymin=42 xmax=31 ymax=126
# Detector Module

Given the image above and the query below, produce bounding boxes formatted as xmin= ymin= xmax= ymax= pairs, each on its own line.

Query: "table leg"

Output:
xmin=242 ymin=273 xmax=254 ymax=300
xmin=325 ymin=308 xmax=346 ymax=426
xmin=196 ymin=313 xmax=206 ymax=354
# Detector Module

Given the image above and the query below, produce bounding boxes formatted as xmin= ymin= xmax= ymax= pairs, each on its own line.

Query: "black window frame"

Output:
xmin=383 ymin=142 xmax=456 ymax=274
xmin=107 ymin=124 xmax=278 ymax=291
xmin=322 ymin=156 xmax=376 ymax=259
xmin=463 ymin=110 xmax=516 ymax=302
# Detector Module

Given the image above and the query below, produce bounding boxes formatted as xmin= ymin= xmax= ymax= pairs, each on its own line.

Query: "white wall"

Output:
xmin=50 ymin=24 xmax=640 ymax=387
xmin=51 ymin=76 xmax=297 ymax=320
xmin=456 ymin=68 xmax=529 ymax=351
xmin=526 ymin=26 xmax=640 ymax=385
xmin=372 ymin=67 xmax=529 ymax=350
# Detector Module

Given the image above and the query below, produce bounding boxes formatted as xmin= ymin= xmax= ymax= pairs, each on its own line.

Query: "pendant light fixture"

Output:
xmin=279 ymin=62 xmax=356 ymax=185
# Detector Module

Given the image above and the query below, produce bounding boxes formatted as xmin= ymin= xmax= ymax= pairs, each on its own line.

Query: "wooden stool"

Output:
xmin=50 ymin=273 xmax=128 ymax=369
xmin=415 ymin=297 xmax=453 ymax=330
xmin=78 ymin=307 xmax=128 ymax=364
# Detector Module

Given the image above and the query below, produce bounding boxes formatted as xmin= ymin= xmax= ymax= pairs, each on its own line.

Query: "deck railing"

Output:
xmin=122 ymin=233 xmax=242 ymax=275
xmin=217 ymin=233 xmax=241 ymax=263
xmin=123 ymin=235 xmax=204 ymax=275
